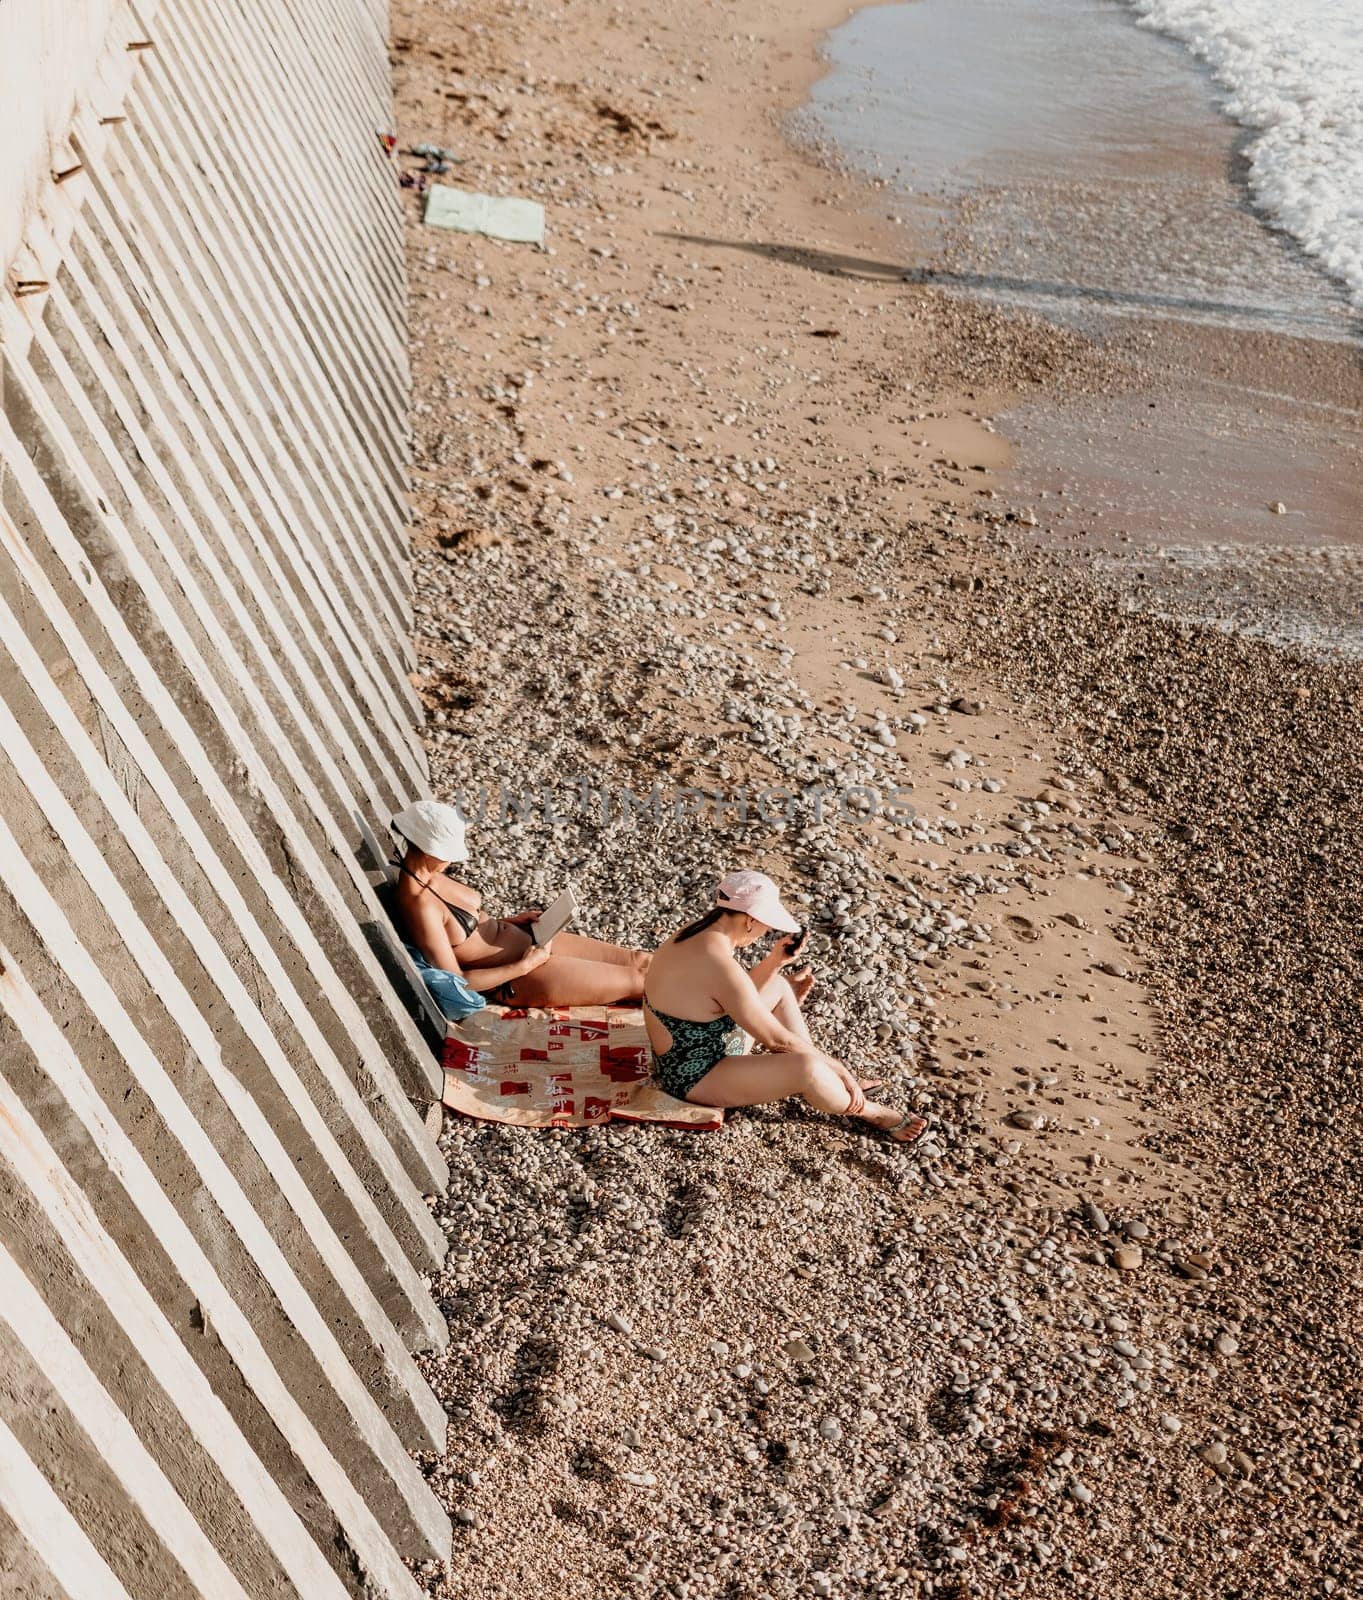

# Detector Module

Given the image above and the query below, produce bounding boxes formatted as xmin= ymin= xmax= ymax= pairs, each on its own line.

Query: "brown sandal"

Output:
xmin=881 ymin=1109 xmax=928 ymax=1147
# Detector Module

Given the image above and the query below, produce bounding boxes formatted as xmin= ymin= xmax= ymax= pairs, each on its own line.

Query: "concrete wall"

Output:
xmin=0 ymin=3 xmax=451 ymax=1596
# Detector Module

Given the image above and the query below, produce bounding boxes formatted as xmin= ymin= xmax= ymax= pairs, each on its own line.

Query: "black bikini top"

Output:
xmin=396 ymin=862 xmax=478 ymax=940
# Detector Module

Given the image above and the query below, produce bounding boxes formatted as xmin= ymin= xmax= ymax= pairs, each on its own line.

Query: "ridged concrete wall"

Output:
xmin=0 ymin=3 xmax=451 ymax=1595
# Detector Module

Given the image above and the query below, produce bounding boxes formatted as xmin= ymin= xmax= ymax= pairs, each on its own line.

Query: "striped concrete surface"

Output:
xmin=1 ymin=2 xmax=453 ymax=1596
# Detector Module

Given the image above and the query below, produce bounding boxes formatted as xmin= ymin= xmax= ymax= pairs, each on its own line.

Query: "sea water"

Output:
xmin=1132 ymin=0 xmax=1363 ymax=308
xmin=803 ymin=0 xmax=1358 ymax=340
xmin=803 ymin=0 xmax=1363 ymax=655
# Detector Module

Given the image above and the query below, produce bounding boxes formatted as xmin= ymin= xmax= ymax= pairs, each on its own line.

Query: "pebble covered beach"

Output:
xmin=390 ymin=1 xmax=1363 ymax=1595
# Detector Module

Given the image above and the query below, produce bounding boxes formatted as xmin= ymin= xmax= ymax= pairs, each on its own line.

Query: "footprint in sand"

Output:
xmin=926 ymin=1381 xmax=972 ymax=1438
xmin=661 ymin=1178 xmax=715 ymax=1239
xmin=568 ymin=1443 xmax=615 ymax=1484
xmin=492 ymin=1334 xmax=563 ymax=1437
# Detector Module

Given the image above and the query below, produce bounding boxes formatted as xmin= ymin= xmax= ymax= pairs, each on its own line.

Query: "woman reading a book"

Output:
xmin=390 ymin=800 xmax=649 ymax=1020
xmin=644 ymin=870 xmax=927 ymax=1143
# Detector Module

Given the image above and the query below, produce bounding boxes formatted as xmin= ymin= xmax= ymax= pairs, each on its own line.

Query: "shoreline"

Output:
xmin=803 ymin=0 xmax=1363 ymax=658
xmin=391 ymin=1 xmax=1362 ymax=1595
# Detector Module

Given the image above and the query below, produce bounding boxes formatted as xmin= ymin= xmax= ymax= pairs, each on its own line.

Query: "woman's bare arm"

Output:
xmin=410 ymin=895 xmax=549 ymax=990
xmin=748 ymin=931 xmax=804 ymax=992
xmin=710 ymin=961 xmax=807 ymax=1053
xmin=460 ymin=951 xmax=550 ymax=992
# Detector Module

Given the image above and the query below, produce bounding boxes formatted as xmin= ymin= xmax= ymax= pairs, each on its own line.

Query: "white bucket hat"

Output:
xmin=391 ymin=800 xmax=469 ymax=863
xmin=715 ymin=869 xmax=801 ymax=933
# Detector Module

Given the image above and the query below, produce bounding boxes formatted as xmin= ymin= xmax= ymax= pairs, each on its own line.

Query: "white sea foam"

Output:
xmin=1129 ymin=0 xmax=1363 ymax=305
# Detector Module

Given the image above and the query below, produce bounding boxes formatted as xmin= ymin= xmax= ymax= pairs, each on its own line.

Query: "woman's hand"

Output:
xmin=775 ymin=927 xmax=808 ymax=966
xmin=828 ymin=1056 xmax=866 ymax=1114
xmin=520 ymin=940 xmax=553 ymax=973
xmin=505 ymin=909 xmax=541 ymax=928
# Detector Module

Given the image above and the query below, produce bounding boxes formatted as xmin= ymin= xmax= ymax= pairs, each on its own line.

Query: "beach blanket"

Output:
xmin=442 ymin=1004 xmax=723 ymax=1130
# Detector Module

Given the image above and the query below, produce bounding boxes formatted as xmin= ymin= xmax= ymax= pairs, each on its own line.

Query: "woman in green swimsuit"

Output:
xmin=644 ymin=870 xmax=927 ymax=1144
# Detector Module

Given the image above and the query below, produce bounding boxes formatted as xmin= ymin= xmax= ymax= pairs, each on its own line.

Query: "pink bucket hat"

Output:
xmin=714 ymin=869 xmax=801 ymax=933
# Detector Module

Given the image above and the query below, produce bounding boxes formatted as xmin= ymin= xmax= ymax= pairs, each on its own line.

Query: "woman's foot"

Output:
xmin=861 ymin=1104 xmax=928 ymax=1146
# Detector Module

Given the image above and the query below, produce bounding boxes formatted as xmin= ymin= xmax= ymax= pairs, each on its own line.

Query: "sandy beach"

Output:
xmin=389 ymin=0 xmax=1362 ymax=1595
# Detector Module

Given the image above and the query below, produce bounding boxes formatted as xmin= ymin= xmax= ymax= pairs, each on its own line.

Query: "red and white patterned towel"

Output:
xmin=441 ymin=1004 xmax=724 ymax=1130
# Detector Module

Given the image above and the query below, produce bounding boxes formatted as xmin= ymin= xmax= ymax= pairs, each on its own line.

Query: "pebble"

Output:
xmin=1213 ymin=1333 xmax=1240 ymax=1357
xmin=1112 ymin=1245 xmax=1144 ymax=1271
xmin=783 ymin=1337 xmax=816 ymax=1363
xmin=1176 ymin=1255 xmax=1211 ymax=1281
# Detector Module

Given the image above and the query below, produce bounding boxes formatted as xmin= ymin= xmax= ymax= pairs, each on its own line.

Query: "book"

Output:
xmin=530 ymin=884 xmax=578 ymax=946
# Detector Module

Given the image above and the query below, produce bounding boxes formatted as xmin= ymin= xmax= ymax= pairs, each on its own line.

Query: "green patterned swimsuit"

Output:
xmin=644 ymin=996 xmax=748 ymax=1101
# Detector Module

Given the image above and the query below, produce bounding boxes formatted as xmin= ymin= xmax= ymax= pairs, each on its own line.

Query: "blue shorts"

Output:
xmin=404 ymin=944 xmax=486 ymax=1022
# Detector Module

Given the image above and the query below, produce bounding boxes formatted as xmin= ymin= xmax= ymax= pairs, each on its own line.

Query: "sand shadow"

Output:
xmin=661 ymin=232 xmax=1363 ymax=339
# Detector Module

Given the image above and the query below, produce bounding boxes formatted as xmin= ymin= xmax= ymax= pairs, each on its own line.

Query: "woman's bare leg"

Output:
xmin=752 ymin=973 xmax=813 ymax=1045
xmin=749 ymin=975 xmax=880 ymax=1094
xmin=505 ymin=954 xmax=647 ymax=1007
xmin=552 ymin=932 xmax=647 ymax=970
xmin=460 ymin=924 xmax=647 ymax=1001
xmin=685 ymin=1050 xmax=923 ymax=1141
xmin=787 ymin=968 xmax=815 ymax=1005
xmin=686 ymin=1051 xmax=848 ymax=1111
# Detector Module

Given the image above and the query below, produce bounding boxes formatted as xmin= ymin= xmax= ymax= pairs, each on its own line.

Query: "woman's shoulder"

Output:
xmin=660 ymin=933 xmax=735 ymax=983
xmin=395 ymin=874 xmax=443 ymax=916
